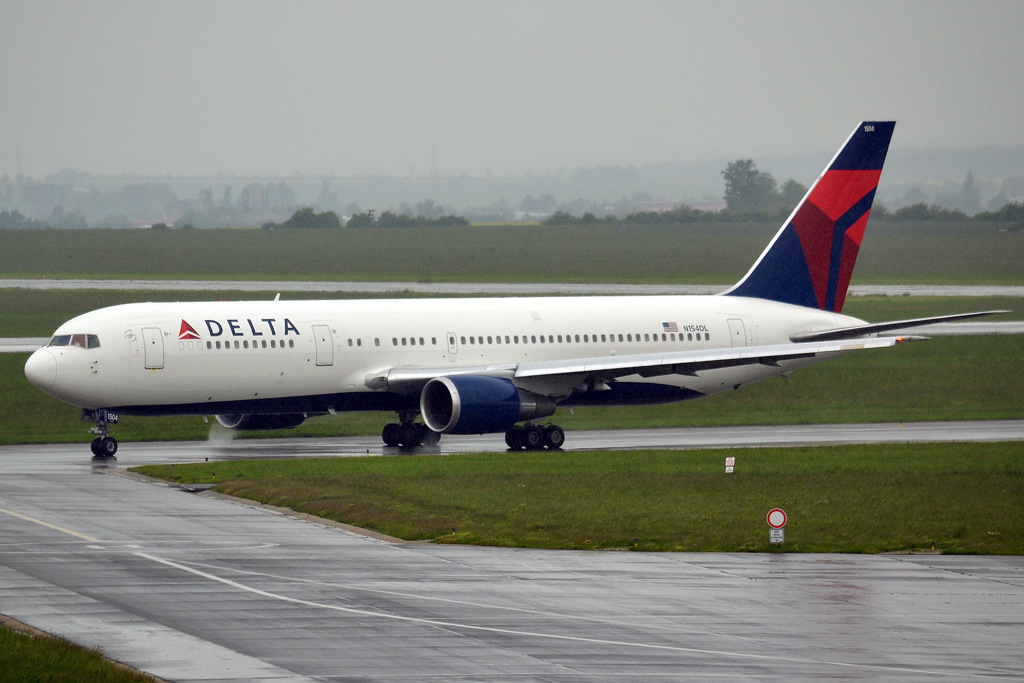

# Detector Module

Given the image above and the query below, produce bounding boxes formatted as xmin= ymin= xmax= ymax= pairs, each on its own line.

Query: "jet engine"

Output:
xmin=215 ymin=413 xmax=306 ymax=431
xmin=420 ymin=376 xmax=555 ymax=435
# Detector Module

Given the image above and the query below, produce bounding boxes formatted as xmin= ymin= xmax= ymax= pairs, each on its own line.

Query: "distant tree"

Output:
xmin=973 ymin=202 xmax=1024 ymax=222
xmin=779 ymin=179 xmax=808 ymax=212
xmin=151 ymin=222 xmax=170 ymax=230
xmin=545 ymin=210 xmax=577 ymax=225
xmin=0 ymin=210 xmax=44 ymax=230
xmin=220 ymin=186 xmax=233 ymax=210
xmin=892 ymin=203 xmax=968 ymax=221
xmin=961 ymin=171 xmax=981 ymax=214
xmin=345 ymin=211 xmax=375 ymax=228
xmin=722 ymin=160 xmax=778 ymax=212
xmin=271 ymin=207 xmax=341 ymax=229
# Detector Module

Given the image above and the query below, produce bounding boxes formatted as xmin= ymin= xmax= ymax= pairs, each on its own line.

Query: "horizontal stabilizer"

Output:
xmin=789 ymin=310 xmax=1009 ymax=343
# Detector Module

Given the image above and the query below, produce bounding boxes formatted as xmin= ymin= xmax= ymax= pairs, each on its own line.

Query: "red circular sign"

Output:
xmin=766 ymin=508 xmax=787 ymax=529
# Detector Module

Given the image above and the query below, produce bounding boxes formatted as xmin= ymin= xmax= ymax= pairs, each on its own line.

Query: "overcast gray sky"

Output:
xmin=1 ymin=0 xmax=1021 ymax=178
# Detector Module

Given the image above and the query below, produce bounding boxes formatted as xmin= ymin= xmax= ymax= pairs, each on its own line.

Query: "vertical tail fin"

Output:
xmin=724 ymin=121 xmax=895 ymax=312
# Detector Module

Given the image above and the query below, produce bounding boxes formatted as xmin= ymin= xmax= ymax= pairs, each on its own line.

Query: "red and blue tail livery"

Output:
xmin=725 ymin=121 xmax=895 ymax=312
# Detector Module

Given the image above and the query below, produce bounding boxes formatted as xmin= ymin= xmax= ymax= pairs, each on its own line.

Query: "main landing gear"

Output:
xmin=83 ymin=409 xmax=118 ymax=458
xmin=381 ymin=412 xmax=441 ymax=448
xmin=505 ymin=424 xmax=564 ymax=451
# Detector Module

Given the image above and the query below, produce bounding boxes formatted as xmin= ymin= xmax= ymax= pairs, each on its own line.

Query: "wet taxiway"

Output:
xmin=1 ymin=428 xmax=1022 ymax=682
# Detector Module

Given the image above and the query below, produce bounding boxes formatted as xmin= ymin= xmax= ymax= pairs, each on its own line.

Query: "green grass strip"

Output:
xmin=134 ymin=442 xmax=1024 ymax=554
xmin=0 ymin=622 xmax=157 ymax=683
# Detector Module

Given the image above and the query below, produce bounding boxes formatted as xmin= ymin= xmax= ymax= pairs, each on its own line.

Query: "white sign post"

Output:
xmin=725 ymin=457 xmax=735 ymax=473
xmin=767 ymin=508 xmax=787 ymax=544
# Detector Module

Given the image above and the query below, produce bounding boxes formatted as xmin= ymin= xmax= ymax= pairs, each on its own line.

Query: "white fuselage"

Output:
xmin=25 ymin=294 xmax=863 ymax=415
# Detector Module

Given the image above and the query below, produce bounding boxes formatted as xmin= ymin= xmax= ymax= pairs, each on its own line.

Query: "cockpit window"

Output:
xmin=48 ymin=334 xmax=100 ymax=348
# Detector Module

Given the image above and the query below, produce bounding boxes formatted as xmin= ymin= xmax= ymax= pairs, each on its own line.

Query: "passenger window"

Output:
xmin=531 ymin=335 xmax=536 ymax=343
xmin=496 ymin=336 xmax=501 ymax=344
xmin=469 ymin=337 xmax=475 ymax=345
xmin=418 ymin=337 xmax=424 ymax=345
xmin=514 ymin=336 xmax=519 ymax=344
xmin=289 ymin=340 xmax=294 ymax=348
xmin=557 ymin=335 xmax=562 ymax=343
xmin=260 ymin=340 xmax=266 ymax=348
xmin=431 ymin=337 xmax=436 ymax=345
xmin=375 ymin=338 xmax=380 ymax=346
xmin=662 ymin=334 xmax=667 ymax=341
xmin=705 ymin=332 xmax=710 ymax=341
xmin=487 ymin=336 xmax=493 ymax=344
xmin=644 ymin=334 xmax=649 ymax=341
xmin=504 ymin=336 xmax=510 ymax=344
xmin=539 ymin=336 xmax=545 ymax=343
xmin=357 ymin=339 xmax=362 ymax=346
xmin=271 ymin=340 xmax=276 ymax=348
xmin=411 ymin=338 xmax=416 ymax=346
xmin=601 ymin=334 xmax=606 ymax=342
xmin=460 ymin=336 xmax=466 ymax=345
xmin=393 ymin=338 xmax=398 ymax=346
xmin=627 ymin=334 xmax=632 ymax=341
xmin=207 ymin=341 xmax=212 ymax=349
xmin=244 ymin=340 xmax=249 ymax=348
xmin=233 ymin=341 xmax=239 ymax=349
xmin=348 ymin=339 xmax=353 ymax=346
xmin=583 ymin=335 xmax=588 ymax=342
xmin=402 ymin=338 xmax=407 ymax=346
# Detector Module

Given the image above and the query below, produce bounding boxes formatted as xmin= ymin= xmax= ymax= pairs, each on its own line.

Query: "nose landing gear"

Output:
xmin=83 ymin=409 xmax=118 ymax=458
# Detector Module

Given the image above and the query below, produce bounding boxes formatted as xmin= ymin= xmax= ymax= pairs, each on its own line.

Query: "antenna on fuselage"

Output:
xmin=274 ymin=293 xmax=280 ymax=301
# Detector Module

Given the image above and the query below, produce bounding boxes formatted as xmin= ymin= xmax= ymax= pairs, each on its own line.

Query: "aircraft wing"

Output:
xmin=370 ymin=335 xmax=922 ymax=395
xmin=789 ymin=310 xmax=1009 ymax=343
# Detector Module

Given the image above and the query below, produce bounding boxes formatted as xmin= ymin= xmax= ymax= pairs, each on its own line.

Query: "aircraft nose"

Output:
xmin=25 ymin=349 xmax=57 ymax=392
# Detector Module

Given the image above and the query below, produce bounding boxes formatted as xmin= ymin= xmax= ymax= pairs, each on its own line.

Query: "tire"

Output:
xmin=90 ymin=437 xmax=103 ymax=456
xmin=100 ymin=437 xmax=118 ymax=457
xmin=382 ymin=423 xmax=401 ymax=447
xmin=543 ymin=425 xmax=565 ymax=450
xmin=524 ymin=425 xmax=544 ymax=450
xmin=505 ymin=426 xmax=524 ymax=450
xmin=398 ymin=422 xmax=421 ymax=448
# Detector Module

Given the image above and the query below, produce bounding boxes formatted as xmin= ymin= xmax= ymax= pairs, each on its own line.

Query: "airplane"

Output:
xmin=24 ymin=121 xmax=1004 ymax=457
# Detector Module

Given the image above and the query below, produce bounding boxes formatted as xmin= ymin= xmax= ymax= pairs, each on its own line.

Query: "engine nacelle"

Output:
xmin=215 ymin=413 xmax=306 ymax=431
xmin=420 ymin=375 xmax=556 ymax=435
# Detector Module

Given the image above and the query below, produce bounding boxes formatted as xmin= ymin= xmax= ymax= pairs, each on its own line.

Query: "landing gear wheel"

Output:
xmin=382 ymin=423 xmax=401 ymax=447
xmin=398 ymin=422 xmax=421 ymax=448
xmin=90 ymin=437 xmax=103 ymax=456
xmin=99 ymin=437 xmax=118 ymax=457
xmin=505 ymin=426 xmax=524 ymax=450
xmin=543 ymin=425 xmax=565 ymax=450
xmin=524 ymin=425 xmax=545 ymax=450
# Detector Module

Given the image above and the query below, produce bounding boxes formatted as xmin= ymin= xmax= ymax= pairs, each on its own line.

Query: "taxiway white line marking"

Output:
xmin=0 ymin=506 xmax=102 ymax=542
xmin=136 ymin=552 xmax=1001 ymax=678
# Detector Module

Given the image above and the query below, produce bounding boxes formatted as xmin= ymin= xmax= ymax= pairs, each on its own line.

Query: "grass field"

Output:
xmin=1 ymin=221 xmax=1021 ymax=284
xmin=0 ymin=622 xmax=156 ymax=683
xmin=133 ymin=441 xmax=1024 ymax=554
xmin=3 ymin=332 xmax=1022 ymax=445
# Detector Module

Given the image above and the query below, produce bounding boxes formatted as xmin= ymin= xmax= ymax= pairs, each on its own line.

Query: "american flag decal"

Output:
xmin=662 ymin=322 xmax=678 ymax=333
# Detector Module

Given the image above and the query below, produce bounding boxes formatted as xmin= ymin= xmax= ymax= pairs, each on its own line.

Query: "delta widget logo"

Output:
xmin=179 ymin=320 xmax=201 ymax=340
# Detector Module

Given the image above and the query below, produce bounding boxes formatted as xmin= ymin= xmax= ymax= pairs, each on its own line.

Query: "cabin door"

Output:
xmin=727 ymin=319 xmax=747 ymax=348
xmin=142 ymin=328 xmax=164 ymax=368
xmin=312 ymin=325 xmax=334 ymax=366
